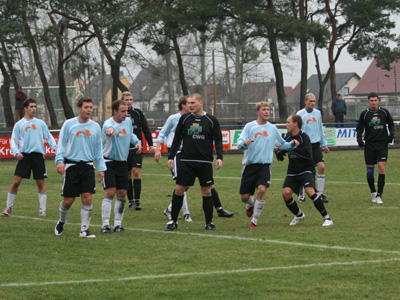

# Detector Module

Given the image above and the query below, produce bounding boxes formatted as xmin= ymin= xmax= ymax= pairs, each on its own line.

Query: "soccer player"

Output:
xmin=277 ymin=115 xmax=333 ymax=226
xmin=101 ymin=100 xmax=142 ymax=233
xmin=121 ymin=91 xmax=155 ymax=211
xmin=356 ymin=92 xmax=395 ymax=204
xmin=164 ymin=93 xmax=223 ymax=231
xmin=155 ymin=96 xmax=234 ymax=222
xmin=2 ymin=98 xmax=56 ymax=217
xmin=237 ymin=102 xmax=299 ymax=228
xmin=54 ymin=97 xmax=106 ymax=238
xmin=297 ymin=93 xmax=329 ymax=203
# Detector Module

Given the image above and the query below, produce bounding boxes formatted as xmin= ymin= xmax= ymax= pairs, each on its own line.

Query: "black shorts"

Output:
xmin=14 ymin=152 xmax=47 ymax=180
xmin=239 ymin=164 xmax=271 ymax=195
xmin=311 ymin=143 xmax=324 ymax=165
xmin=283 ymin=172 xmax=316 ymax=195
xmin=364 ymin=145 xmax=388 ymax=165
xmin=103 ymin=160 xmax=129 ymax=190
xmin=175 ymin=159 xmax=214 ymax=187
xmin=62 ymin=161 xmax=96 ymax=197
xmin=127 ymin=148 xmax=143 ymax=170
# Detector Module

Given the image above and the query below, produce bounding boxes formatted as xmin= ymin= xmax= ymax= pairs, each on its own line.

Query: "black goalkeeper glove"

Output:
xmin=275 ymin=149 xmax=286 ymax=161
xmin=387 ymin=136 xmax=394 ymax=144
xmin=357 ymin=139 xmax=364 ymax=147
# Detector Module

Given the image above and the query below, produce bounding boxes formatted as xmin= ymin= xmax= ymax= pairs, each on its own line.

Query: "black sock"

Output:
xmin=171 ymin=191 xmax=183 ymax=222
xmin=127 ymin=179 xmax=133 ymax=201
xmin=134 ymin=179 xmax=141 ymax=202
xmin=311 ymin=194 xmax=328 ymax=218
xmin=367 ymin=177 xmax=376 ymax=193
xmin=203 ymin=195 xmax=213 ymax=224
xmin=285 ymin=197 xmax=301 ymax=216
xmin=211 ymin=188 xmax=222 ymax=209
xmin=377 ymin=174 xmax=385 ymax=195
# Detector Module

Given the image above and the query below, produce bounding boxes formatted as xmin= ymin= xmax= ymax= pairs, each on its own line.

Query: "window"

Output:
xmin=344 ymin=87 xmax=349 ymax=96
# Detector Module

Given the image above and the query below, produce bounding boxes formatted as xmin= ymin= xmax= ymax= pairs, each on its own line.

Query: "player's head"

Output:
xmin=23 ymin=98 xmax=37 ymax=118
xmin=286 ymin=114 xmax=302 ymax=133
xmin=256 ymin=101 xmax=270 ymax=121
xmin=256 ymin=101 xmax=269 ymax=111
xmin=188 ymin=93 xmax=203 ymax=114
xmin=304 ymin=93 xmax=316 ymax=110
xmin=368 ymin=92 xmax=379 ymax=110
xmin=178 ymin=96 xmax=188 ymax=113
xmin=23 ymin=98 xmax=36 ymax=108
xmin=77 ymin=97 xmax=93 ymax=120
xmin=77 ymin=97 xmax=93 ymax=108
xmin=121 ymin=91 xmax=133 ymax=109
xmin=112 ymin=99 xmax=128 ymax=122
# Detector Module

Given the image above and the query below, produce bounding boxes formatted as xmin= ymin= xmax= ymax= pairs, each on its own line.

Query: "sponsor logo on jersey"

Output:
xmin=117 ymin=128 xmax=127 ymax=137
xmin=188 ymin=123 xmax=205 ymax=139
xmin=25 ymin=124 xmax=37 ymax=131
xmin=255 ymin=131 xmax=268 ymax=138
xmin=76 ymin=130 xmax=91 ymax=137
xmin=306 ymin=117 xmax=317 ymax=124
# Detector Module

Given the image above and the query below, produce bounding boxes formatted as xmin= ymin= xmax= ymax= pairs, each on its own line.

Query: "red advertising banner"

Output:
xmin=0 ymin=136 xmax=58 ymax=159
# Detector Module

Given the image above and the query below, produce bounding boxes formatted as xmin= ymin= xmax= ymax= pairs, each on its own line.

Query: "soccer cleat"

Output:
xmin=371 ymin=192 xmax=377 ymax=203
xmin=114 ymin=226 xmax=125 ymax=232
xmin=250 ymin=221 xmax=257 ymax=229
xmin=80 ymin=230 xmax=96 ymax=238
xmin=246 ymin=204 xmax=254 ymax=217
xmin=164 ymin=221 xmax=178 ymax=231
xmin=101 ymin=225 xmax=113 ymax=234
xmin=217 ymin=209 xmax=234 ymax=218
xmin=54 ymin=221 xmax=65 ymax=236
xmin=375 ymin=196 xmax=383 ymax=204
xmin=298 ymin=196 xmax=306 ymax=203
xmin=134 ymin=201 xmax=142 ymax=211
xmin=322 ymin=218 xmax=334 ymax=227
xmin=163 ymin=209 xmax=172 ymax=220
xmin=39 ymin=211 xmax=46 ymax=217
xmin=289 ymin=213 xmax=306 ymax=226
xmin=184 ymin=214 xmax=192 ymax=222
xmin=319 ymin=194 xmax=328 ymax=203
xmin=128 ymin=201 xmax=134 ymax=209
xmin=205 ymin=222 xmax=217 ymax=230
xmin=2 ymin=207 xmax=12 ymax=216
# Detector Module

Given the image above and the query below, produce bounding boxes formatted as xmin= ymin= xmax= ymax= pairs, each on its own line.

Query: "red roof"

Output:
xmin=351 ymin=59 xmax=400 ymax=95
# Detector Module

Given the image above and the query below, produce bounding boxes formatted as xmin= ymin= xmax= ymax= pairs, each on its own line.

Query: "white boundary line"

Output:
xmin=1 ymin=258 xmax=399 ymax=287
xmin=13 ymin=215 xmax=400 ymax=255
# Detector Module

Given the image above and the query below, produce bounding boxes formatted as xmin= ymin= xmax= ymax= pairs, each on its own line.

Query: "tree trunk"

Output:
xmin=298 ymin=0 xmax=308 ymax=109
xmin=172 ymin=36 xmax=188 ymax=96
xmin=165 ymin=44 xmax=175 ymax=114
xmin=25 ymin=23 xmax=58 ymax=126
xmin=0 ymin=59 xmax=15 ymax=127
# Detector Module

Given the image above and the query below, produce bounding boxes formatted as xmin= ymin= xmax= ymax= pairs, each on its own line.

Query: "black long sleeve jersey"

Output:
xmin=127 ymin=108 xmax=153 ymax=149
xmin=284 ymin=130 xmax=315 ymax=176
xmin=168 ymin=112 xmax=223 ymax=163
xmin=356 ymin=107 xmax=394 ymax=150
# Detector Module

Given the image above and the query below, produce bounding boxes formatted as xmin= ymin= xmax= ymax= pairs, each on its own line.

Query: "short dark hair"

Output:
xmin=112 ymin=99 xmax=126 ymax=114
xmin=178 ymin=96 xmax=188 ymax=111
xmin=77 ymin=97 xmax=93 ymax=108
xmin=291 ymin=114 xmax=303 ymax=129
xmin=368 ymin=92 xmax=379 ymax=100
xmin=23 ymin=98 xmax=36 ymax=108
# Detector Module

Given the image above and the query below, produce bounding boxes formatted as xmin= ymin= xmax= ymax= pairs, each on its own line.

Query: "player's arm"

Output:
xmin=386 ymin=110 xmax=395 ymax=143
xmin=237 ymin=125 xmax=252 ymax=149
xmin=139 ymin=110 xmax=155 ymax=152
xmin=168 ymin=115 xmax=185 ymax=160
xmin=356 ymin=111 xmax=366 ymax=147
xmin=213 ymin=117 xmax=223 ymax=161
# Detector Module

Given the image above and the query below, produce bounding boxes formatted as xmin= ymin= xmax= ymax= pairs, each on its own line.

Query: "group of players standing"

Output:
xmin=2 ymin=91 xmax=395 ymax=236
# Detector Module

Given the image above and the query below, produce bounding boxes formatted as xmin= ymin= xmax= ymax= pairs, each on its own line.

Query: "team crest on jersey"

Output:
xmin=25 ymin=124 xmax=37 ymax=131
xmin=188 ymin=123 xmax=202 ymax=135
xmin=369 ymin=117 xmax=381 ymax=127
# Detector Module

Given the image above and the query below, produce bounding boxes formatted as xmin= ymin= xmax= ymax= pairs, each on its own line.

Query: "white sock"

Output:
xmin=59 ymin=201 xmax=69 ymax=223
xmin=81 ymin=205 xmax=92 ymax=232
xmin=251 ymin=199 xmax=265 ymax=224
xmin=114 ymin=198 xmax=126 ymax=228
xmin=182 ymin=192 xmax=190 ymax=215
xmin=298 ymin=186 xmax=305 ymax=198
xmin=245 ymin=196 xmax=255 ymax=206
xmin=38 ymin=192 xmax=47 ymax=213
xmin=6 ymin=191 xmax=16 ymax=208
xmin=102 ymin=197 xmax=112 ymax=227
xmin=167 ymin=202 xmax=172 ymax=211
xmin=317 ymin=175 xmax=325 ymax=194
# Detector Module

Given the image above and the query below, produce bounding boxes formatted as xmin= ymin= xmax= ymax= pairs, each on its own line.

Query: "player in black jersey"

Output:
xmin=276 ymin=115 xmax=333 ymax=227
xmin=121 ymin=92 xmax=155 ymax=210
xmin=356 ymin=92 xmax=395 ymax=204
xmin=165 ymin=93 xmax=223 ymax=231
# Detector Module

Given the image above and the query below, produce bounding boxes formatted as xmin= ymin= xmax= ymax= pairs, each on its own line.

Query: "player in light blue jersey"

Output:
xmin=101 ymin=100 xmax=142 ymax=233
xmin=54 ymin=97 xmax=106 ymax=239
xmin=296 ymin=93 xmax=329 ymax=203
xmin=237 ymin=102 xmax=299 ymax=228
xmin=3 ymin=99 xmax=56 ymax=217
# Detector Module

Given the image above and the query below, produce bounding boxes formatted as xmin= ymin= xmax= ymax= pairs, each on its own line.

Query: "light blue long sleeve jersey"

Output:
xmin=237 ymin=121 xmax=295 ymax=165
xmin=55 ymin=117 xmax=106 ymax=171
xmin=155 ymin=112 xmax=181 ymax=148
xmin=102 ymin=117 xmax=140 ymax=161
xmin=10 ymin=117 xmax=56 ymax=157
xmin=296 ymin=108 xmax=327 ymax=147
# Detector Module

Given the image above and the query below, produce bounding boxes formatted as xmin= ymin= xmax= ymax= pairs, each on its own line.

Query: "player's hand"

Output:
xmin=323 ymin=146 xmax=329 ymax=154
xmin=51 ymin=147 xmax=56 ymax=153
xmin=148 ymin=146 xmax=156 ymax=154
xmin=216 ymin=159 xmax=223 ymax=169
xmin=274 ymin=149 xmax=286 ymax=161
xmin=167 ymin=159 xmax=174 ymax=170
xmin=154 ymin=150 xmax=161 ymax=162
xmin=357 ymin=140 xmax=364 ymax=147
xmin=244 ymin=138 xmax=254 ymax=146
xmin=56 ymin=162 xmax=65 ymax=175
xmin=387 ymin=137 xmax=394 ymax=144
xmin=98 ymin=171 xmax=105 ymax=182
xmin=291 ymin=139 xmax=300 ymax=147
xmin=135 ymin=143 xmax=142 ymax=154
xmin=106 ymin=128 xmax=115 ymax=137
xmin=16 ymin=153 xmax=24 ymax=161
